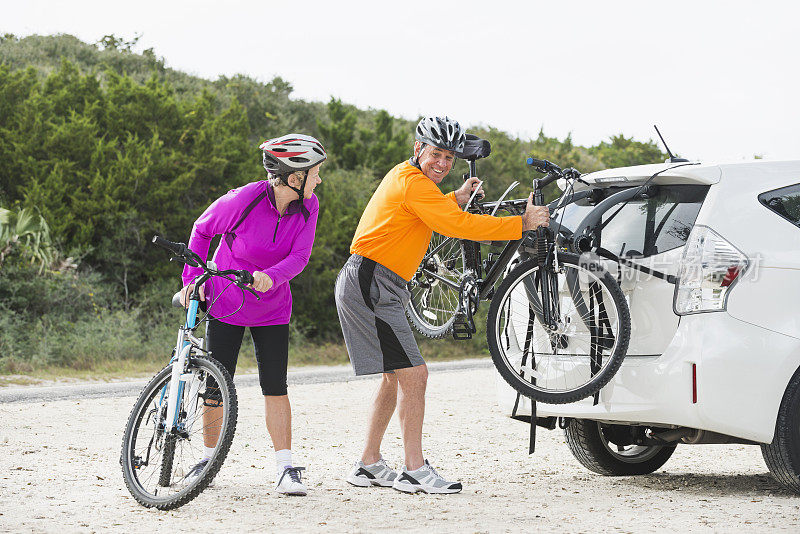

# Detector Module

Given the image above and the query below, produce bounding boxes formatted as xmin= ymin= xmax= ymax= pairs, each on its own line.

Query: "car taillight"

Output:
xmin=673 ymin=225 xmax=749 ymax=315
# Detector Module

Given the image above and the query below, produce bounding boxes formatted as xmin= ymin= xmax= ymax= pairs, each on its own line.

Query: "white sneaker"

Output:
xmin=392 ymin=460 xmax=462 ymax=494
xmin=275 ymin=466 xmax=307 ymax=496
xmin=346 ymin=457 xmax=398 ymax=487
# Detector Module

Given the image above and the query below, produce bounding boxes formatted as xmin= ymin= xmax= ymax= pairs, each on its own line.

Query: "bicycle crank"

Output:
xmin=453 ymin=274 xmax=479 ymax=340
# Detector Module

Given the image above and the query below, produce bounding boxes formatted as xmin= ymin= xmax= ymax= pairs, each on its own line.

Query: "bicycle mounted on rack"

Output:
xmin=410 ymin=135 xmax=682 ymax=344
xmin=410 ymin=135 xmax=600 ymax=342
xmin=407 ymin=134 xmax=711 ymax=408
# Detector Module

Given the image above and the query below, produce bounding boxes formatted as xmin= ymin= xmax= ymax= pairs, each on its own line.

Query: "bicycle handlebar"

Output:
xmin=152 ymin=235 xmax=259 ymax=298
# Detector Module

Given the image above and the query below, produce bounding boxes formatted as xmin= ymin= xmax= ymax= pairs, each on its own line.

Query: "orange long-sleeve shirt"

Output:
xmin=350 ymin=161 xmax=523 ymax=281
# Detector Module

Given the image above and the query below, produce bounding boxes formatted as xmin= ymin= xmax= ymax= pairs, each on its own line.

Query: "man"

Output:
xmin=334 ymin=116 xmax=550 ymax=494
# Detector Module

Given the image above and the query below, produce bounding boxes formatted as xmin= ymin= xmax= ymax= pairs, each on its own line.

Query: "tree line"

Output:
xmin=0 ymin=34 xmax=665 ymax=371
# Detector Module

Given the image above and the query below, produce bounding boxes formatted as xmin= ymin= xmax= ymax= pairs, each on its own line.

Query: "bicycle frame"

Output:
xmin=419 ymin=233 xmax=524 ymax=297
xmin=413 ymin=165 xmax=618 ymax=341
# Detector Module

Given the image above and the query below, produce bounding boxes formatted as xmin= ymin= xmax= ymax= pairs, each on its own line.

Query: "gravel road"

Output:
xmin=1 ymin=363 xmax=797 ymax=533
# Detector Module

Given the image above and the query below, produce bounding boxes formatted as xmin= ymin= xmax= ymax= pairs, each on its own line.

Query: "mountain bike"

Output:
xmin=120 ymin=236 xmax=257 ymax=510
xmin=407 ymin=143 xmax=631 ymax=404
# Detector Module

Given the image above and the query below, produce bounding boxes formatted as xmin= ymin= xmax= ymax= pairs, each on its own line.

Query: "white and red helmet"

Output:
xmin=259 ymin=134 xmax=327 ymax=177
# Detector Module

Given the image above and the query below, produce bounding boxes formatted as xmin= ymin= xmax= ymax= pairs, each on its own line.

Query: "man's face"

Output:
xmin=414 ymin=141 xmax=455 ymax=184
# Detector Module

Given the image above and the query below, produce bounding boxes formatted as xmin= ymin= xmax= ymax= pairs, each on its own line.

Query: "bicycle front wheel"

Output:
xmin=407 ymin=233 xmax=478 ymax=338
xmin=487 ymin=253 xmax=630 ymax=404
xmin=121 ymin=355 xmax=238 ymax=510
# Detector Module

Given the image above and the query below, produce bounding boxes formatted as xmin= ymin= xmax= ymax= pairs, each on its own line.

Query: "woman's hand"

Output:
xmin=179 ymin=283 xmax=205 ymax=308
xmin=251 ymin=271 xmax=274 ymax=292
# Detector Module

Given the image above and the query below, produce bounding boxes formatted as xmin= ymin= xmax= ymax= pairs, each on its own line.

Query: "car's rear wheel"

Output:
xmin=761 ymin=367 xmax=800 ymax=494
xmin=564 ymin=419 xmax=676 ymax=475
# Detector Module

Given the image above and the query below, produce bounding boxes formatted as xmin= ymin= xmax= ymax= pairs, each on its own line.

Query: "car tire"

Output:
xmin=761 ymin=367 xmax=800 ymax=494
xmin=564 ymin=419 xmax=676 ymax=476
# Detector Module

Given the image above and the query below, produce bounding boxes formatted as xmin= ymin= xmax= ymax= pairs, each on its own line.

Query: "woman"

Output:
xmin=179 ymin=134 xmax=326 ymax=496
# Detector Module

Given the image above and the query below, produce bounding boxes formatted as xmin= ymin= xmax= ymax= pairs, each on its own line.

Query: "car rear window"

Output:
xmin=558 ymin=185 xmax=709 ymax=257
xmin=759 ymin=184 xmax=800 ymax=228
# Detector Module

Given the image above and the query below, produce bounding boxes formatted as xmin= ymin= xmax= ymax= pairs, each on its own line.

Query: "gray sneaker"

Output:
xmin=182 ymin=458 xmax=209 ymax=485
xmin=392 ymin=460 xmax=462 ymax=494
xmin=346 ymin=457 xmax=398 ymax=487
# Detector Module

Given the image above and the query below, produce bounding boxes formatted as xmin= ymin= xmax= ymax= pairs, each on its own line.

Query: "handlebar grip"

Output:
xmin=152 ymin=235 xmax=184 ymax=255
xmin=527 ymin=157 xmax=547 ymax=168
xmin=237 ymin=271 xmax=260 ymax=300
xmin=526 ymin=157 xmax=562 ymax=175
xmin=152 ymin=235 xmax=199 ymax=267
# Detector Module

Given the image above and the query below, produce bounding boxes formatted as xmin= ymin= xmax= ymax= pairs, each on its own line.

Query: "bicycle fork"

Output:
xmin=164 ymin=332 xmax=191 ymax=434
xmin=162 ymin=298 xmax=202 ymax=434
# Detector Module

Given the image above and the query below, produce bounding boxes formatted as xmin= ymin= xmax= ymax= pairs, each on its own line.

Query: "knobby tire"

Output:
xmin=121 ymin=356 xmax=238 ymax=510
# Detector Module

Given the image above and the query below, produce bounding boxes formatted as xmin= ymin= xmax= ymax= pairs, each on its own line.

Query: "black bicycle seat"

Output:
xmin=456 ymin=134 xmax=491 ymax=161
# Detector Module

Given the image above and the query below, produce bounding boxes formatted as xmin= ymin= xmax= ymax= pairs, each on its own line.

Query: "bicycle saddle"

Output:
xmin=456 ymin=134 xmax=491 ymax=161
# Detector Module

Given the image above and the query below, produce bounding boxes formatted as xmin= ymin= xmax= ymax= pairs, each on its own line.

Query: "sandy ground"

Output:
xmin=1 ymin=366 xmax=798 ymax=533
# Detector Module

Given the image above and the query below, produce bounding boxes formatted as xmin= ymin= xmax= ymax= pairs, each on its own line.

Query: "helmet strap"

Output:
xmin=414 ymin=143 xmax=427 ymax=166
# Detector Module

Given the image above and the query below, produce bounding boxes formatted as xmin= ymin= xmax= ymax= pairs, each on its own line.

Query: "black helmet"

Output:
xmin=415 ymin=116 xmax=466 ymax=153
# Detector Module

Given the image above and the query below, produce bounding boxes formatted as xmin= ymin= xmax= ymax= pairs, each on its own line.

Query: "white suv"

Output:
xmin=496 ymin=159 xmax=800 ymax=492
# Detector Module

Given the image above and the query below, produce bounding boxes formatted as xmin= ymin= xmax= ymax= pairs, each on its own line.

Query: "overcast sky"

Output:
xmin=5 ymin=0 xmax=800 ymax=162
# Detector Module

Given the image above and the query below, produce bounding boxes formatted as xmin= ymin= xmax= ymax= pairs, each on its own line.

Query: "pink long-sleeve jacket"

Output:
xmin=181 ymin=180 xmax=318 ymax=326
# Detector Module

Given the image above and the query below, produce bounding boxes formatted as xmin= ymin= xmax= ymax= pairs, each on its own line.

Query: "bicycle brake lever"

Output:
xmin=244 ymin=285 xmax=261 ymax=301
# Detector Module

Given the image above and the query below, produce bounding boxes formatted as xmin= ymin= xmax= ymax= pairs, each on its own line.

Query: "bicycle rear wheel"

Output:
xmin=121 ymin=355 xmax=238 ymax=510
xmin=407 ymin=233 xmax=478 ymax=338
xmin=487 ymin=253 xmax=630 ymax=404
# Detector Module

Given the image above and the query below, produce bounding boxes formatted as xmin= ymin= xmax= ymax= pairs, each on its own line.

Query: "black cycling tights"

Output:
xmin=205 ymin=319 xmax=289 ymax=396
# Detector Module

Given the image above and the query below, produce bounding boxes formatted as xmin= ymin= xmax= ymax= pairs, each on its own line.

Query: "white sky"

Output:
xmin=4 ymin=0 xmax=800 ymax=162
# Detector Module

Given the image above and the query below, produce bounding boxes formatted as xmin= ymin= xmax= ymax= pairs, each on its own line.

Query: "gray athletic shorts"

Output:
xmin=334 ymin=254 xmax=425 ymax=376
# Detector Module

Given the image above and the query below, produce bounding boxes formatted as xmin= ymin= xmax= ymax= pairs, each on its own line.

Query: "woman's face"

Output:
xmin=289 ymin=164 xmax=322 ymax=199
xmin=303 ymin=163 xmax=322 ymax=199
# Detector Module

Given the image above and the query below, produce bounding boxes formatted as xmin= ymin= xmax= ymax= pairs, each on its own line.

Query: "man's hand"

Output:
xmin=522 ymin=193 xmax=551 ymax=231
xmin=454 ymin=177 xmax=485 ymax=206
xmin=251 ymin=271 xmax=273 ymax=292
xmin=179 ymin=283 xmax=205 ymax=308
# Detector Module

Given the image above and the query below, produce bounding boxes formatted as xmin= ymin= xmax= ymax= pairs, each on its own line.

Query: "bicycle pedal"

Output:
xmin=452 ymin=314 xmax=476 ymax=340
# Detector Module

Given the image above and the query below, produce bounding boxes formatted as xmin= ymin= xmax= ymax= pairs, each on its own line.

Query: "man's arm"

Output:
xmin=407 ymin=178 xmax=550 ymax=240
xmin=405 ymin=178 xmax=516 ymax=241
